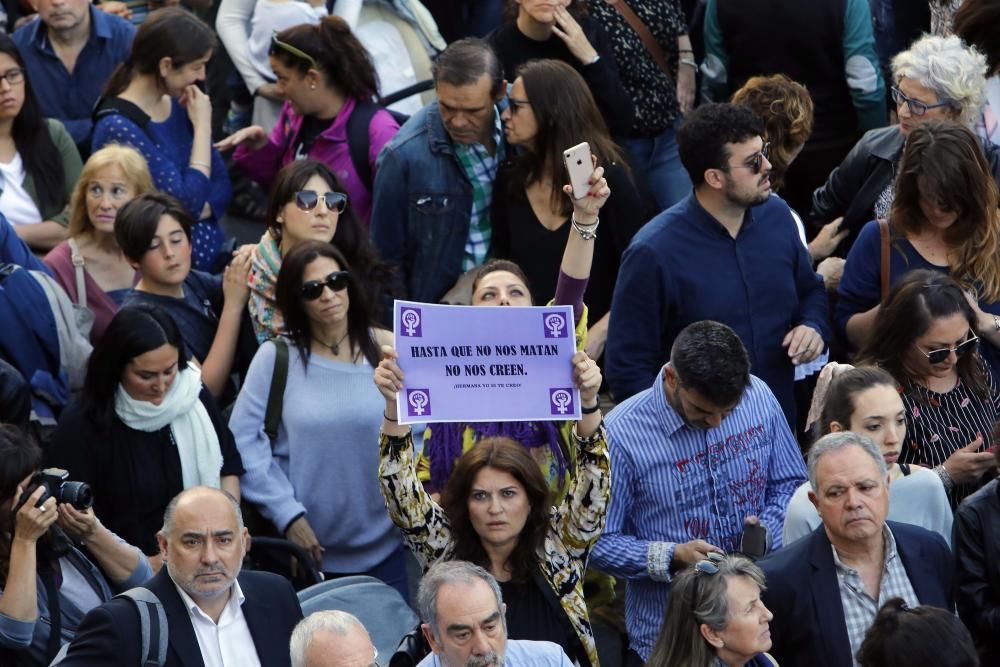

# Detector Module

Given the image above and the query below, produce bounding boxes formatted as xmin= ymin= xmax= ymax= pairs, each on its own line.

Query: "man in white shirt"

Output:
xmin=416 ymin=561 xmax=572 ymax=667
xmin=289 ymin=610 xmax=379 ymax=667
xmin=56 ymin=486 xmax=304 ymax=666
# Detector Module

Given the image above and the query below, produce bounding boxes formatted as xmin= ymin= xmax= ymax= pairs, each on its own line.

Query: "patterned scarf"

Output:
xmin=248 ymin=232 xmax=284 ymax=343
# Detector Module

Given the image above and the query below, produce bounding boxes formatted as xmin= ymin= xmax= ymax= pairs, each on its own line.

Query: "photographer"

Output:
xmin=0 ymin=425 xmax=153 ymax=666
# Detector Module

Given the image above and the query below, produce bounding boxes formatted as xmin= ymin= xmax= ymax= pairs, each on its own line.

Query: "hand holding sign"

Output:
xmin=572 ymin=351 xmax=601 ymax=407
xmin=375 ymin=345 xmax=412 ymax=435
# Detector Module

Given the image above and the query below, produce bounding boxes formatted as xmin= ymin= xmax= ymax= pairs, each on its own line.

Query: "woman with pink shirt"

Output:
xmin=216 ymin=15 xmax=400 ymax=226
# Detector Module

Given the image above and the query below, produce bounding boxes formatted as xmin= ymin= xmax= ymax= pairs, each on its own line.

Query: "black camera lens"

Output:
xmin=58 ymin=481 xmax=93 ymax=510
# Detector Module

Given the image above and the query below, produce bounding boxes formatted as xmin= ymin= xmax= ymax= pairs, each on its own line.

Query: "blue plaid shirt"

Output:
xmin=591 ymin=368 xmax=807 ymax=660
xmin=452 ymin=108 xmax=504 ymax=271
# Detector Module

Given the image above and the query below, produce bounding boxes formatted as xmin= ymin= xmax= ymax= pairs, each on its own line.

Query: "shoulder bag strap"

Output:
xmin=40 ymin=565 xmax=62 ymax=664
xmin=347 ymin=100 xmax=380 ymax=193
xmin=263 ymin=337 xmax=289 ymax=444
xmin=120 ymin=587 xmax=168 ymax=667
xmin=878 ymin=218 xmax=891 ymax=303
xmin=66 ymin=238 xmax=87 ymax=309
xmin=605 ymin=0 xmax=675 ymax=87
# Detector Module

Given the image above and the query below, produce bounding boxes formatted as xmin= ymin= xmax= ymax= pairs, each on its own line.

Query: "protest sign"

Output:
xmin=393 ymin=300 xmax=581 ymax=424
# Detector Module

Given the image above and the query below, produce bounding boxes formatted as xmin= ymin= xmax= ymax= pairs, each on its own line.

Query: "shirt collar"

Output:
xmin=831 ymin=524 xmax=897 ymax=574
xmin=174 ymin=578 xmax=245 ymax=624
xmin=34 ymin=6 xmax=107 ymax=50
xmin=686 ymin=190 xmax=759 ymax=238
xmin=654 ymin=366 xmax=687 ymax=437
xmin=450 ymin=106 xmax=503 ymax=155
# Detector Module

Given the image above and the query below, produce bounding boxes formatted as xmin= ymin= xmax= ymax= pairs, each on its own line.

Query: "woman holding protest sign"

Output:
xmin=228 ymin=240 xmax=408 ymax=597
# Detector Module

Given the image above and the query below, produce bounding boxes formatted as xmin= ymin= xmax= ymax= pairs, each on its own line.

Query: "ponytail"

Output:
xmin=102 ymin=59 xmax=135 ymax=98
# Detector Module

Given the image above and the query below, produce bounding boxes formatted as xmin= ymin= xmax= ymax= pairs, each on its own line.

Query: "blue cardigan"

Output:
xmin=605 ymin=192 xmax=828 ymax=426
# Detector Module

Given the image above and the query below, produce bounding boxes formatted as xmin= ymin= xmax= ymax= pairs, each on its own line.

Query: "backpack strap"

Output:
xmin=346 ymin=100 xmax=381 ymax=193
xmin=92 ymin=97 xmax=152 ymax=131
xmin=878 ymin=218 xmax=891 ymax=303
xmin=263 ymin=338 xmax=289 ymax=444
xmin=119 ymin=587 xmax=167 ymax=667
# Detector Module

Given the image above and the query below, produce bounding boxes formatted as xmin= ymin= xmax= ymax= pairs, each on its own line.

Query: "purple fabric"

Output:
xmin=554 ymin=270 xmax=587 ymax=324
xmin=426 ymin=419 xmax=568 ymax=492
xmin=233 ymin=97 xmax=400 ymax=225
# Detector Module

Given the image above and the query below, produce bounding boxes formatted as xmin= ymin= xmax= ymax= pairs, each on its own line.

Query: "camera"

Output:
xmin=15 ymin=468 xmax=93 ymax=513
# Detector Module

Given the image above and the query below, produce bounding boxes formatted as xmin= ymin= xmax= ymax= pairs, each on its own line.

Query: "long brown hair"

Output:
xmin=270 ymin=15 xmax=379 ymax=100
xmin=890 ymin=120 xmax=1000 ymax=302
xmin=440 ymin=438 xmax=551 ymax=583
xmin=509 ymin=59 xmax=626 ymax=216
xmin=819 ymin=366 xmax=900 ymax=436
xmin=855 ymin=270 xmax=988 ymax=399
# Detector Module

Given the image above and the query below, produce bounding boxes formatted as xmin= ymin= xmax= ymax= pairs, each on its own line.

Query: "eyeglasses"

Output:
xmin=920 ymin=334 xmax=979 ymax=365
xmin=507 ymin=97 xmax=531 ymax=114
xmin=0 ymin=68 xmax=24 ymax=86
xmin=694 ymin=551 xmax=725 ymax=575
xmin=727 ymin=142 xmax=770 ymax=174
xmin=295 ymin=190 xmax=347 ymax=213
xmin=300 ymin=270 xmax=350 ymax=300
xmin=270 ymin=33 xmax=319 ymax=70
xmin=891 ymin=86 xmax=954 ymax=116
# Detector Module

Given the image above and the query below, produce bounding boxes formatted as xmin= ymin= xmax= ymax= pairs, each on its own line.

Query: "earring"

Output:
xmin=310 ymin=83 xmax=316 ymax=90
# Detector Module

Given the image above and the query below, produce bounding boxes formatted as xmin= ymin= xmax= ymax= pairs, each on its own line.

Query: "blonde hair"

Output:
xmin=68 ymin=144 xmax=154 ymax=237
xmin=891 ymin=35 xmax=989 ymax=126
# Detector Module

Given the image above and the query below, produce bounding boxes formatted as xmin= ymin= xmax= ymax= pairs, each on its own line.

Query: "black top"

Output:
xmin=487 ymin=21 xmax=634 ymax=139
xmin=491 ymin=161 xmax=644 ymax=324
xmin=499 ymin=576 xmax=585 ymax=665
xmin=47 ymin=386 xmax=244 ymax=555
xmin=293 ymin=115 xmax=329 ymax=160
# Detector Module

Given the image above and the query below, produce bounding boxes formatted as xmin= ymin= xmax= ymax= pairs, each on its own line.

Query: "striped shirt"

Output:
xmin=833 ymin=526 xmax=919 ymax=666
xmin=453 ymin=108 xmax=504 ymax=271
xmin=591 ymin=369 xmax=807 ymax=660
xmin=898 ymin=362 xmax=1000 ymax=506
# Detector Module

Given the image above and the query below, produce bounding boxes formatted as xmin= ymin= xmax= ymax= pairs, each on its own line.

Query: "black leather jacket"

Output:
xmin=809 ymin=125 xmax=1000 ymax=251
xmin=953 ymin=478 xmax=1000 ymax=664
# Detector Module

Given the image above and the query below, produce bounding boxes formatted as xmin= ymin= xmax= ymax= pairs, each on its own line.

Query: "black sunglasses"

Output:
xmin=727 ymin=142 xmax=770 ymax=174
xmin=295 ymin=190 xmax=348 ymax=213
xmin=300 ymin=271 xmax=350 ymax=300
xmin=922 ymin=335 xmax=979 ymax=365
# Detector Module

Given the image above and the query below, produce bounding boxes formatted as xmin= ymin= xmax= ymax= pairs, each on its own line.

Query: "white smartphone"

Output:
xmin=563 ymin=141 xmax=593 ymax=200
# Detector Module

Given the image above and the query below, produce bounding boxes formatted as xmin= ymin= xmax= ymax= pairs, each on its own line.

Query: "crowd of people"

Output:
xmin=0 ymin=0 xmax=999 ymax=666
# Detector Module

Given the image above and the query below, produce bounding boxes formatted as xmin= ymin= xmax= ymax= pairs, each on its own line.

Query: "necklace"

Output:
xmin=316 ymin=331 xmax=349 ymax=355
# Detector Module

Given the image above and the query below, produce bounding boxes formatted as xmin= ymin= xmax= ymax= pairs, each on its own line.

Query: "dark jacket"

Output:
xmin=758 ymin=521 xmax=955 ymax=667
xmin=954 ymin=479 xmax=1000 ymax=664
xmin=56 ymin=569 xmax=303 ymax=666
xmin=809 ymin=125 xmax=1000 ymax=249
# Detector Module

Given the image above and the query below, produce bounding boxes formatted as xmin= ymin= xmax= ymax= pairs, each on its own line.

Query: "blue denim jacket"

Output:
xmin=372 ymin=102 xmax=500 ymax=304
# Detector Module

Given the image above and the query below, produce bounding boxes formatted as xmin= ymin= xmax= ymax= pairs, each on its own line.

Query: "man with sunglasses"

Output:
xmin=758 ymin=432 xmax=953 ymax=667
xmin=606 ymin=102 xmax=829 ymax=430
xmin=371 ymin=39 xmax=508 ymax=305
xmin=592 ymin=321 xmax=807 ymax=665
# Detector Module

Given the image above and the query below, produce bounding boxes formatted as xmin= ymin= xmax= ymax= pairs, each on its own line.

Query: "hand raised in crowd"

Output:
xmin=808 ymin=217 xmax=849 ymax=262
xmin=375 ymin=344 xmax=404 ymax=406
xmin=677 ymin=61 xmax=696 ymax=115
xmin=285 ymin=515 xmax=324 ymax=569
xmin=571 ymin=350 xmax=602 ymax=408
xmin=783 ymin=324 xmax=823 ymax=365
xmin=563 ymin=161 xmax=611 ymax=225
xmin=56 ymin=503 xmax=100 ymax=543
xmin=214 ymin=125 xmax=269 ymax=153
xmin=12 ymin=486 xmax=58 ymax=543
xmin=222 ymin=246 xmax=253 ymax=307
xmin=180 ymin=84 xmax=212 ymax=131
xmin=96 ymin=1 xmax=133 ymax=20
xmin=671 ymin=539 xmax=724 ymax=570
xmin=552 ymin=5 xmax=599 ymax=66
xmin=942 ymin=435 xmax=998 ymax=485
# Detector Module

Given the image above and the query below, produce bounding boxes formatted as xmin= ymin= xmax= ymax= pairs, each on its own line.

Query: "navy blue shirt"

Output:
xmin=14 ymin=7 xmax=135 ymax=146
xmin=605 ymin=192 xmax=829 ymax=426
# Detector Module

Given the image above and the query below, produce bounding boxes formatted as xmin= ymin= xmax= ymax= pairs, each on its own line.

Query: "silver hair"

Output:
xmin=159 ymin=486 xmax=245 ymax=537
xmin=892 ymin=34 xmax=989 ymax=126
xmin=808 ymin=431 xmax=888 ymax=491
xmin=289 ymin=611 xmax=371 ymax=667
xmin=417 ymin=560 xmax=505 ymax=641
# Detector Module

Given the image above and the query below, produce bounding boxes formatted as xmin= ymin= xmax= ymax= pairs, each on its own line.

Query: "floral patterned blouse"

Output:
xmin=586 ymin=0 xmax=688 ymax=135
xmin=378 ymin=424 xmax=611 ymax=667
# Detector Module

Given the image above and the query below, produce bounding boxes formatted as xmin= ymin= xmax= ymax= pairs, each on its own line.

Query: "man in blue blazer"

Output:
xmin=759 ymin=432 xmax=953 ymax=667
xmin=57 ymin=487 xmax=304 ymax=666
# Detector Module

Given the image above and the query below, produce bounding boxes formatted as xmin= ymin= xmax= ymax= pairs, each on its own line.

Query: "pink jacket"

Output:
xmin=234 ymin=97 xmax=400 ymax=225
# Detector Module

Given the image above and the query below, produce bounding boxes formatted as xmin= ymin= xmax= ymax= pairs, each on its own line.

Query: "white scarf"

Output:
xmin=115 ymin=362 xmax=222 ymax=490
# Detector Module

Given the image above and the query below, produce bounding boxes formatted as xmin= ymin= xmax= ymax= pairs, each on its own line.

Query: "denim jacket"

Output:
xmin=372 ymin=102 xmax=502 ymax=304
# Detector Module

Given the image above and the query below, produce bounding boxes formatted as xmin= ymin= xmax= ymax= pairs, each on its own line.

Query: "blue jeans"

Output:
xmin=624 ymin=120 xmax=692 ymax=213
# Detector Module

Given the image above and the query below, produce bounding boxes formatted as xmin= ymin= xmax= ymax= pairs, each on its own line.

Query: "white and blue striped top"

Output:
xmin=591 ymin=368 xmax=807 ymax=660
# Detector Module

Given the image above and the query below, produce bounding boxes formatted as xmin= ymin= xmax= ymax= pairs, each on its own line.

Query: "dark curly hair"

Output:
xmin=677 ymin=103 xmax=765 ymax=187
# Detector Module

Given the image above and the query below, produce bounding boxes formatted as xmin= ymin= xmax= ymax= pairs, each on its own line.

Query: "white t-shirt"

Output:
xmin=249 ymin=0 xmax=327 ymax=82
xmin=0 ymin=152 xmax=43 ymax=226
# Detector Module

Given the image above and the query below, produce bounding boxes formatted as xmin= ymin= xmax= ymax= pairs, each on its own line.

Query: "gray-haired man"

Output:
xmin=290 ymin=611 xmax=378 ymax=667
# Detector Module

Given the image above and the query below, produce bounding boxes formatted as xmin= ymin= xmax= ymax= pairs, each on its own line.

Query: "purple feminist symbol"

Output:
xmin=542 ymin=311 xmax=568 ymax=338
xmin=407 ymin=389 xmax=431 ymax=417
xmin=549 ymin=388 xmax=575 ymax=415
xmin=400 ymin=307 xmax=422 ymax=337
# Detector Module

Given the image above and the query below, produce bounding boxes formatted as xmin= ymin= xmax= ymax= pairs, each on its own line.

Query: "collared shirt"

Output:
xmin=174 ymin=580 xmax=262 ymax=667
xmin=13 ymin=7 xmax=135 ymax=145
xmin=452 ymin=108 xmax=504 ymax=271
xmin=416 ymin=639 xmax=572 ymax=666
xmin=833 ymin=526 xmax=920 ymax=666
xmin=591 ymin=369 xmax=807 ymax=660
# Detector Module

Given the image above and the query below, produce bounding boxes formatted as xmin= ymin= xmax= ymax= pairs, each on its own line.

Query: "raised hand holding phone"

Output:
xmin=564 ymin=142 xmax=594 ymax=201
